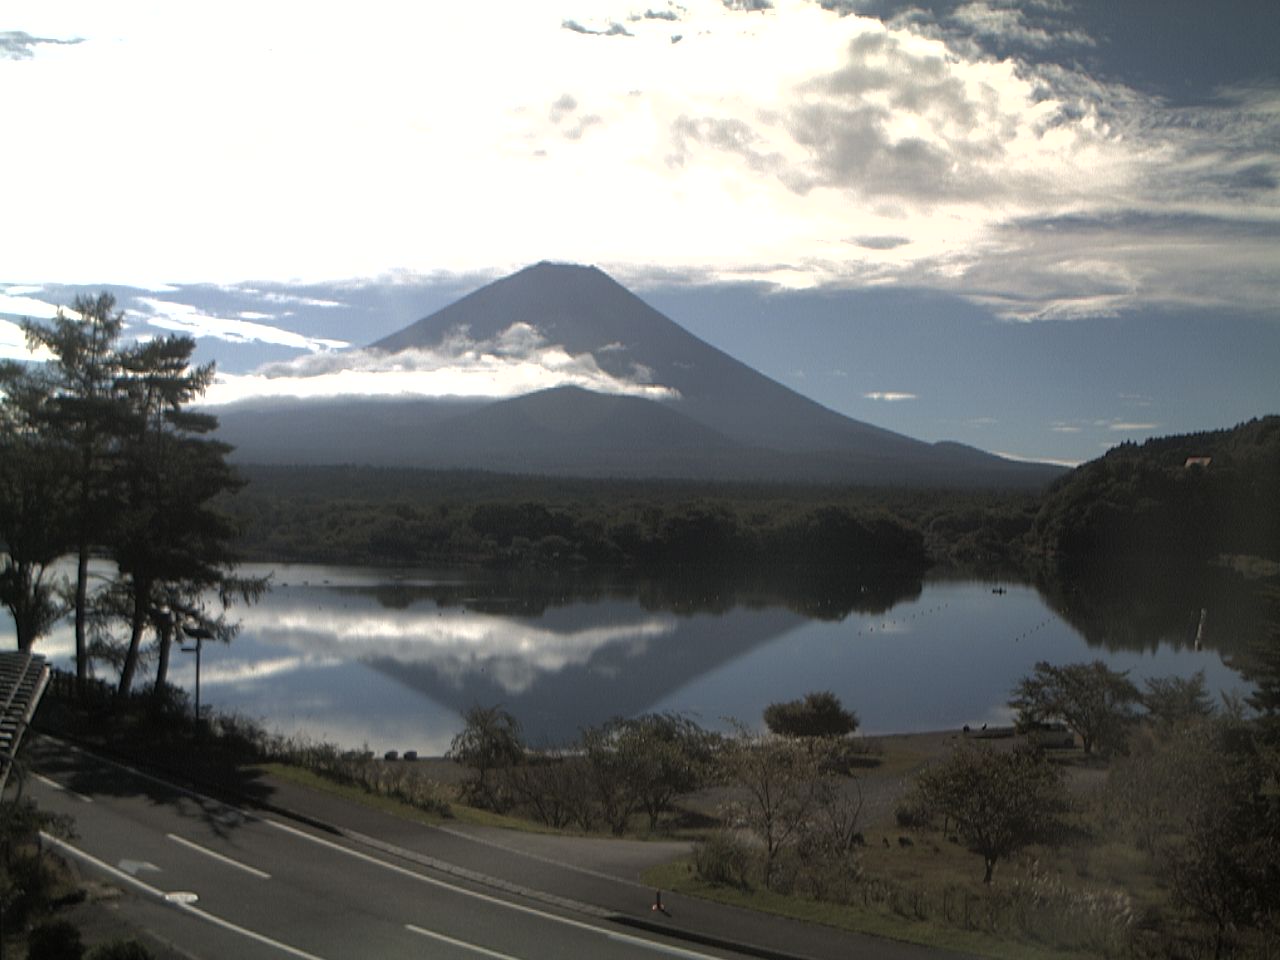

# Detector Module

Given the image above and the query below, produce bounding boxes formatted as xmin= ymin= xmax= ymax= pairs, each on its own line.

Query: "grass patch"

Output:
xmin=260 ymin=762 xmax=564 ymax=833
xmin=642 ymin=860 xmax=1100 ymax=960
xmin=861 ymin=741 xmax=929 ymax=780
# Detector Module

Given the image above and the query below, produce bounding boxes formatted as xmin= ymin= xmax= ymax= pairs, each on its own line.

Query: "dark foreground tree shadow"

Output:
xmin=26 ymin=679 xmax=279 ymax=840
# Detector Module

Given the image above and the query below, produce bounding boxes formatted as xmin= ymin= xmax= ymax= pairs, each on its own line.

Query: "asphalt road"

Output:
xmin=18 ymin=738 xmax=756 ymax=960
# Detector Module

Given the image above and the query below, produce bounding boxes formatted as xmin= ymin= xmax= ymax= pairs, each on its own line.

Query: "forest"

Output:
xmin=222 ymin=463 xmax=1041 ymax=573
xmin=220 ymin=417 xmax=1279 ymax=580
xmin=1031 ymin=416 xmax=1280 ymax=573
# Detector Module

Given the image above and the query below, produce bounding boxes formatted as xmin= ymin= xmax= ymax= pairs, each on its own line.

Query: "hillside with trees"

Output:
xmin=1031 ymin=416 xmax=1280 ymax=571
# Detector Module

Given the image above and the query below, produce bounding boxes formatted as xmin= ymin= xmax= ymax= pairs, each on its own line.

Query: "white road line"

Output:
xmin=168 ymin=833 xmax=272 ymax=880
xmin=405 ymin=923 xmax=525 ymax=959
xmin=40 ymin=832 xmax=328 ymax=960
xmin=265 ymin=818 xmax=729 ymax=960
xmin=32 ymin=772 xmax=94 ymax=803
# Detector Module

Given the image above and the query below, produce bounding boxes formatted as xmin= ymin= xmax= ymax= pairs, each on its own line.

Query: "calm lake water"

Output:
xmin=14 ymin=562 xmax=1250 ymax=755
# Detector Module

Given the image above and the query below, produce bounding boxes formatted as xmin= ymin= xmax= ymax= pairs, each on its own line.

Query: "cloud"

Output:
xmin=949 ymin=2 xmax=1094 ymax=51
xmin=0 ymin=292 xmax=62 ymax=321
xmin=850 ymin=235 xmax=909 ymax=250
xmin=995 ymin=450 xmax=1082 ymax=468
xmin=632 ymin=8 xmax=683 ymax=22
xmin=562 ymin=19 xmax=633 ymax=37
xmin=549 ymin=93 xmax=578 ymax=123
xmin=231 ymin=289 xmax=344 ymax=309
xmin=0 ymin=319 xmax=35 ymax=361
xmin=0 ymin=294 xmax=63 ymax=361
xmin=815 ymin=1 xmax=868 ymax=15
xmin=864 ymin=391 xmax=917 ymax=401
xmin=2 ymin=1 xmax=1276 ymax=323
xmin=204 ymin=322 xmax=681 ymax=405
xmin=132 ymin=298 xmax=348 ymax=351
xmin=667 ymin=115 xmax=787 ymax=173
xmin=1109 ymin=421 xmax=1159 ymax=432
xmin=0 ymin=30 xmax=82 ymax=61
xmin=962 ymin=208 xmax=1280 ymax=319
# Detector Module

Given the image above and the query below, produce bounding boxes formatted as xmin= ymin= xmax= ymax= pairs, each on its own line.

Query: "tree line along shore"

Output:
xmin=223 ymin=413 xmax=1279 ymax=579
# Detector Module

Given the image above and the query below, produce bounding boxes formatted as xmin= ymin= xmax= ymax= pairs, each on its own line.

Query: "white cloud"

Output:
xmin=204 ymin=322 xmax=682 ymax=404
xmin=864 ymin=391 xmax=917 ymax=401
xmin=950 ymin=2 xmax=1094 ymax=50
xmin=1109 ymin=421 xmax=1160 ymax=432
xmin=133 ymin=298 xmax=349 ymax=351
xmin=0 ymin=319 xmax=40 ymax=361
xmin=994 ymin=450 xmax=1082 ymax=468
xmin=0 ymin=295 xmax=61 ymax=360
xmin=0 ymin=0 xmax=1275 ymax=322
xmin=0 ymin=292 xmax=62 ymax=320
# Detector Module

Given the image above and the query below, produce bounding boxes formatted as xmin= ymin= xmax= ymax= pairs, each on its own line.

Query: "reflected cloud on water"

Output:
xmin=227 ymin=602 xmax=679 ymax=695
xmin=5 ymin=561 xmax=1262 ymax=753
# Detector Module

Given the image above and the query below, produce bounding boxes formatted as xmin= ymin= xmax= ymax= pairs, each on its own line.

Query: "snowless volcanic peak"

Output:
xmin=216 ymin=262 xmax=1065 ymax=488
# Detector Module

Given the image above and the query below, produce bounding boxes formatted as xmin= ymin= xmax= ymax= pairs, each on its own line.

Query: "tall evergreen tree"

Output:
xmin=0 ymin=362 xmax=74 ymax=650
xmin=109 ymin=335 xmax=256 ymax=696
xmin=21 ymin=294 xmax=128 ymax=683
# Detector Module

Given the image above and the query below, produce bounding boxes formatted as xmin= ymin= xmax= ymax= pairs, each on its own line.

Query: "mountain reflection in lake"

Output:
xmin=20 ymin=563 xmax=1253 ymax=756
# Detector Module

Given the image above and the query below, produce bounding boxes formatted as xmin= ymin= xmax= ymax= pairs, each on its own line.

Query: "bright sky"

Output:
xmin=2 ymin=1 xmax=1278 ymax=464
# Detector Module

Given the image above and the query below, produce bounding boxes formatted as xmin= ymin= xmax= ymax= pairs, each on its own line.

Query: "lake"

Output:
xmin=13 ymin=561 xmax=1254 ymax=755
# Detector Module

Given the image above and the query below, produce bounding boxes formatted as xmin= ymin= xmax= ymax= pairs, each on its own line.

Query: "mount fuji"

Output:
xmin=213 ymin=262 xmax=1063 ymax=488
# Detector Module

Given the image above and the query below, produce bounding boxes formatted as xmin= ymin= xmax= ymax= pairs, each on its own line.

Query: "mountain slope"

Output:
xmin=218 ymin=386 xmax=799 ymax=479
xmin=217 ymin=262 xmax=1064 ymax=487
xmin=404 ymin=386 xmax=774 ymax=478
xmin=372 ymin=261 xmax=920 ymax=456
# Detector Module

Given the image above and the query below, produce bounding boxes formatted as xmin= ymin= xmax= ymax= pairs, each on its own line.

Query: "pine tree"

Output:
xmin=0 ymin=363 xmax=75 ymax=650
xmin=109 ymin=335 xmax=260 ymax=696
xmin=21 ymin=294 xmax=129 ymax=682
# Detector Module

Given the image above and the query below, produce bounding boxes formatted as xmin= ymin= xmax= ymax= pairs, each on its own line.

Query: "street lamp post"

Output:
xmin=181 ymin=625 xmax=214 ymax=732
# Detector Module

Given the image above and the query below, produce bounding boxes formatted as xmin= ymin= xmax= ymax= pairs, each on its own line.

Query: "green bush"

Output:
xmin=693 ymin=831 xmax=755 ymax=889
xmin=763 ymin=691 xmax=858 ymax=739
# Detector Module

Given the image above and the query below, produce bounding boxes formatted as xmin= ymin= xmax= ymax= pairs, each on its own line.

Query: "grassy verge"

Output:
xmin=642 ymin=858 xmax=1108 ymax=960
xmin=260 ymin=762 xmax=558 ymax=833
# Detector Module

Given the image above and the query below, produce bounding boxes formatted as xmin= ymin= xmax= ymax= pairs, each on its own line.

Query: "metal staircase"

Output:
xmin=0 ymin=650 xmax=50 ymax=791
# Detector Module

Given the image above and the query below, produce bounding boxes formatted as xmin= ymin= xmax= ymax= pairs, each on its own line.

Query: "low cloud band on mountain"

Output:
xmin=206 ymin=319 xmax=679 ymax=405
